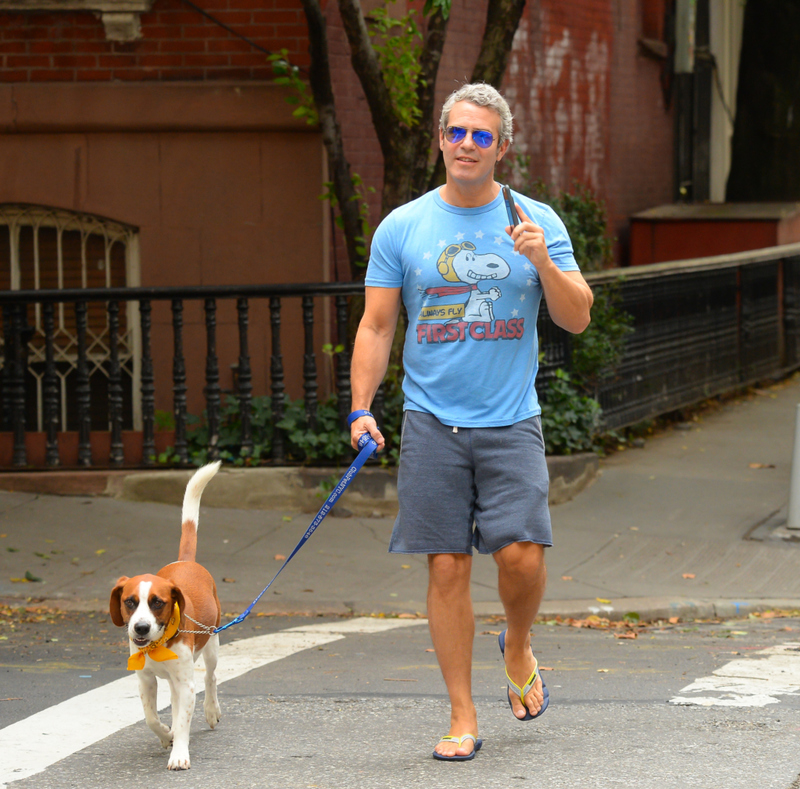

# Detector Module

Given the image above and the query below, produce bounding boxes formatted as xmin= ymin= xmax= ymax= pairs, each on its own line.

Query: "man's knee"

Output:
xmin=494 ymin=541 xmax=546 ymax=579
xmin=428 ymin=552 xmax=472 ymax=591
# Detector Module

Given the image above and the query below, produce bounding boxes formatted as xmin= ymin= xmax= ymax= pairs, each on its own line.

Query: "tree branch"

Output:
xmin=337 ymin=0 xmax=399 ymax=162
xmin=470 ymin=0 xmax=527 ymax=86
xmin=427 ymin=0 xmax=527 ymax=191
xmin=300 ymin=0 xmax=365 ymax=277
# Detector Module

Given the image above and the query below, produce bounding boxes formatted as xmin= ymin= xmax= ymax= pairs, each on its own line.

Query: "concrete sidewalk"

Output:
xmin=2 ymin=374 xmax=800 ymax=623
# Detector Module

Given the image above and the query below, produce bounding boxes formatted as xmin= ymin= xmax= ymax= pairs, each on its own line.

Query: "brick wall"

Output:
xmin=0 ymin=0 xmax=308 ymax=82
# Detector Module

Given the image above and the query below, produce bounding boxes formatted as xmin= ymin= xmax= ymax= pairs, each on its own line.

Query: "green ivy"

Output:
xmin=157 ymin=394 xmax=351 ymax=467
xmin=368 ymin=1 xmax=424 ymax=128
xmin=539 ymin=369 xmax=602 ymax=455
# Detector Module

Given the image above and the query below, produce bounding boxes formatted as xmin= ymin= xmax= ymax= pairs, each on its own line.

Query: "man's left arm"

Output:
xmin=508 ymin=204 xmax=593 ymax=334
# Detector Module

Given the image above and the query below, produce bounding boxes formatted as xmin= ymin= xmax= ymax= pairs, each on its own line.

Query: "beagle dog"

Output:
xmin=109 ymin=461 xmax=222 ymax=770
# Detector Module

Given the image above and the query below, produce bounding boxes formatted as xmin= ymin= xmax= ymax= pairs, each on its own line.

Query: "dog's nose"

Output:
xmin=133 ymin=621 xmax=151 ymax=636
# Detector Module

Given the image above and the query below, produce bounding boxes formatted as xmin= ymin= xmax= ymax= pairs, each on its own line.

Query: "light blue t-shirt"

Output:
xmin=366 ymin=186 xmax=580 ymax=427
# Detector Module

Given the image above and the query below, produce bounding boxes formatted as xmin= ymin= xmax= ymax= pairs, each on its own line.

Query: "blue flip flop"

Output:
xmin=498 ymin=629 xmax=549 ymax=721
xmin=432 ymin=733 xmax=483 ymax=761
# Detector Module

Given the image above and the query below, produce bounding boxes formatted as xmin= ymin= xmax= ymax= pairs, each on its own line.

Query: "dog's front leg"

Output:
xmin=137 ymin=670 xmax=172 ymax=749
xmin=202 ymin=634 xmax=222 ymax=728
xmin=165 ymin=651 xmax=196 ymax=770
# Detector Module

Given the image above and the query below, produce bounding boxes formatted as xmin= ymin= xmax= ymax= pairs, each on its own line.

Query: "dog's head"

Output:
xmin=109 ymin=575 xmax=186 ymax=648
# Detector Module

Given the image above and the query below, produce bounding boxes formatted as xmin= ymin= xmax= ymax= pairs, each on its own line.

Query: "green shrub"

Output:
xmin=539 ymin=369 xmax=602 ymax=455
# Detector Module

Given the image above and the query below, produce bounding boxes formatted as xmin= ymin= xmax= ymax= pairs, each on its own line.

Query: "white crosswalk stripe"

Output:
xmin=670 ymin=641 xmax=800 ymax=707
xmin=0 ymin=617 xmax=425 ymax=788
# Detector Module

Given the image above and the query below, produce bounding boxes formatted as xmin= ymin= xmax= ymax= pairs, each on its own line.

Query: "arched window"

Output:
xmin=0 ymin=204 xmax=141 ymax=432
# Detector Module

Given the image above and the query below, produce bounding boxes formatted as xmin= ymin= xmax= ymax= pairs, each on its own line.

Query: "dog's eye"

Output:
xmin=124 ymin=598 xmax=137 ymax=610
xmin=150 ymin=598 xmax=166 ymax=610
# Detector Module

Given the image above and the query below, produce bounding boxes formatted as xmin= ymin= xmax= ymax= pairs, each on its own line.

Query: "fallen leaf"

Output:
xmin=629 ymin=527 xmax=639 ymax=531
xmin=682 ymin=573 xmax=695 ymax=579
xmin=273 ymin=554 xmax=286 ymax=561
xmin=749 ymin=463 xmax=775 ymax=469
xmin=561 ymin=576 xmax=573 ymax=581
xmin=781 ymin=626 xmax=794 ymax=632
xmin=597 ymin=669 xmax=610 ymax=673
xmin=9 ymin=577 xmax=30 ymax=583
xmin=303 ymin=589 xmax=314 ymax=593
xmin=397 ymin=613 xmax=417 ymax=619
xmin=401 ymin=564 xmax=411 ymax=569
xmin=539 ymin=666 xmax=554 ymax=671
xmin=614 ymin=631 xmax=638 ymax=639
xmin=24 ymin=571 xmax=42 ymax=582
xmin=282 ymin=516 xmax=293 ymax=522
xmin=668 ymin=616 xmax=680 ymax=624
xmin=222 ymin=577 xmax=236 ymax=583
xmin=481 ymin=630 xmax=501 ymax=636
xmin=425 ymin=648 xmax=435 ymax=652
xmin=596 ymin=598 xmax=611 ymax=604
xmin=95 ymin=549 xmax=106 ymax=556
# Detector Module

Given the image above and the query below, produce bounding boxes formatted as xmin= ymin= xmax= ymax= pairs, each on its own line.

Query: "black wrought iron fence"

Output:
xmin=0 ymin=283 xmax=363 ymax=468
xmin=1 ymin=242 xmax=800 ymax=469
xmin=587 ymin=243 xmax=800 ymax=428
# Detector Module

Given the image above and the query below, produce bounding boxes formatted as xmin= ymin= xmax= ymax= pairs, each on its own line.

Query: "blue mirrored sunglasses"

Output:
xmin=444 ymin=125 xmax=495 ymax=149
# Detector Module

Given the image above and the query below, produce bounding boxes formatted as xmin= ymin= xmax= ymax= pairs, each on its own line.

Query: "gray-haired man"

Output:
xmin=349 ymin=83 xmax=593 ymax=760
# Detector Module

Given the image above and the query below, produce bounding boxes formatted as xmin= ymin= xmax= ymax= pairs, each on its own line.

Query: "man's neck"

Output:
xmin=439 ymin=179 xmax=501 ymax=208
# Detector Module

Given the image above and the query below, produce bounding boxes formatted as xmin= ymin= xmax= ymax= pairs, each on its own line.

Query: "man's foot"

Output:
xmin=499 ymin=629 xmax=547 ymax=719
xmin=433 ymin=733 xmax=482 ymax=761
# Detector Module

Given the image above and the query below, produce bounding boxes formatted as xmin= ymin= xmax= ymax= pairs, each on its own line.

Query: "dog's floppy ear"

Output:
xmin=109 ymin=576 xmax=130 ymax=627
xmin=170 ymin=584 xmax=186 ymax=620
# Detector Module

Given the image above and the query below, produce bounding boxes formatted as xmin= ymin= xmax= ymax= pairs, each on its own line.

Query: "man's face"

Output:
xmin=439 ymin=101 xmax=509 ymax=186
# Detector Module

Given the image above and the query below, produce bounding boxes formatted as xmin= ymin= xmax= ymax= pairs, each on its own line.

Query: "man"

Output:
xmin=348 ymin=83 xmax=593 ymax=760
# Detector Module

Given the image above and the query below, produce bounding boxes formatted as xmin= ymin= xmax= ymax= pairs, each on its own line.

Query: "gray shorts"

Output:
xmin=389 ymin=410 xmax=552 ymax=555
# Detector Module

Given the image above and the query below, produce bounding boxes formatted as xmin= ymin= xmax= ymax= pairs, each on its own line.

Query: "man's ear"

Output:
xmin=496 ymin=139 xmax=510 ymax=163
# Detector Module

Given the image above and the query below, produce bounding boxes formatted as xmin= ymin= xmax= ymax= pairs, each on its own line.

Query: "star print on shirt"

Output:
xmin=527 ymin=278 xmax=534 ymax=286
xmin=511 ymin=308 xmax=519 ymax=317
xmin=494 ymin=235 xmax=504 ymax=245
xmin=455 ymin=232 xmax=465 ymax=241
xmin=415 ymin=268 xmax=422 ymax=276
xmin=523 ymin=262 xmax=533 ymax=272
xmin=422 ymin=251 xmax=432 ymax=260
xmin=437 ymin=239 xmax=447 ymax=248
xmin=519 ymin=293 xmax=526 ymax=302
xmin=475 ymin=230 xmax=484 ymax=239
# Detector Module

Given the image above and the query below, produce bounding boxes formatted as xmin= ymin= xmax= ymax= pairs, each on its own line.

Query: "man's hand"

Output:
xmin=350 ymin=413 xmax=385 ymax=452
xmin=506 ymin=204 xmax=553 ymax=272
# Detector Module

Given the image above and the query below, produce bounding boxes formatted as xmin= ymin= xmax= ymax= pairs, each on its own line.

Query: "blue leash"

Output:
xmin=214 ymin=434 xmax=378 ymax=633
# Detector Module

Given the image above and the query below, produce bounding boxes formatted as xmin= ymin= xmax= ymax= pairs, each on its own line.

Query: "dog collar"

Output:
xmin=127 ymin=602 xmax=181 ymax=671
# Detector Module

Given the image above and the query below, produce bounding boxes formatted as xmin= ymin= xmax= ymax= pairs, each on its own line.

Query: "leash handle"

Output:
xmin=215 ymin=435 xmax=378 ymax=633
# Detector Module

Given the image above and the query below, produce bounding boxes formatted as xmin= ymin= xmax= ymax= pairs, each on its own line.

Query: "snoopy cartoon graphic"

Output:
xmin=425 ymin=241 xmax=511 ymax=322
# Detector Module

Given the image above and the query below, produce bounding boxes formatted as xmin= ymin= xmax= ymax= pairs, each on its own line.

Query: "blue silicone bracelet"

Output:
xmin=347 ymin=409 xmax=374 ymax=427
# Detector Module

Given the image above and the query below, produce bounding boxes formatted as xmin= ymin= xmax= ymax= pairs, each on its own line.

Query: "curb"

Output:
xmin=529 ymin=596 xmax=800 ymax=623
xmin=0 ymin=452 xmax=599 ymax=514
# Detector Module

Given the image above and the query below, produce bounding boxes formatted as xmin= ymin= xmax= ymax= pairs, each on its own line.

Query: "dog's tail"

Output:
xmin=179 ymin=461 xmax=222 ymax=562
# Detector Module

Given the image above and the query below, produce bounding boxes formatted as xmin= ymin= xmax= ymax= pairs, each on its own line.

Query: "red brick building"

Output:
xmin=0 ymin=0 xmax=740 ymax=434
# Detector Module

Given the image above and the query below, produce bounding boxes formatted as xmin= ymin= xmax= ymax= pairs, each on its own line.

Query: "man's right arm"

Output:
xmin=349 ymin=285 xmax=403 ymax=450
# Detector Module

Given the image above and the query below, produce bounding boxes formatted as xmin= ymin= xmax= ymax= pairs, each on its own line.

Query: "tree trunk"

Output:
xmin=427 ymin=0 xmax=527 ymax=191
xmin=301 ymin=0 xmax=366 ymax=277
xmin=726 ymin=0 xmax=800 ymax=201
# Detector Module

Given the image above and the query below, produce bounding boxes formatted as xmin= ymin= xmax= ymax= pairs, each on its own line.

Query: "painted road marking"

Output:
xmin=0 ymin=617 xmax=425 ymax=788
xmin=670 ymin=641 xmax=800 ymax=707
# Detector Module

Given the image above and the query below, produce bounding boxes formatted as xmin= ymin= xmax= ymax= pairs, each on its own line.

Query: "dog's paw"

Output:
xmin=204 ymin=699 xmax=221 ymax=729
xmin=167 ymin=747 xmax=191 ymax=771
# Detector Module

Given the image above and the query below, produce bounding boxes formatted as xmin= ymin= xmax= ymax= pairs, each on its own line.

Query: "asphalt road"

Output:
xmin=3 ymin=608 xmax=800 ymax=788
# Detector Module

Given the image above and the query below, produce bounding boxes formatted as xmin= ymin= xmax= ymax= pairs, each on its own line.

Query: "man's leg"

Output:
xmin=494 ymin=541 xmax=547 ymax=718
xmin=428 ymin=552 xmax=478 ymax=758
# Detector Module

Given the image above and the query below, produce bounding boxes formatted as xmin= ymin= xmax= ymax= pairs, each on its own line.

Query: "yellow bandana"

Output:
xmin=127 ymin=602 xmax=181 ymax=671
